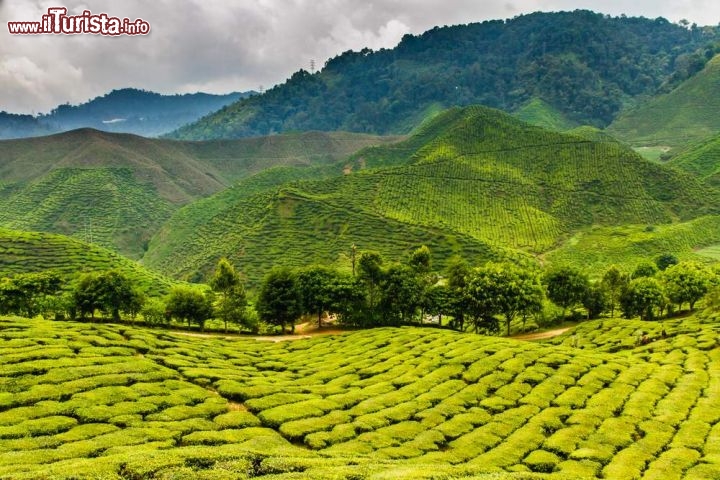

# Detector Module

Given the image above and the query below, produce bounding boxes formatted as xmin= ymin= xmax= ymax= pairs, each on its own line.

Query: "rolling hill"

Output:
xmin=170 ymin=11 xmax=720 ymax=140
xmin=145 ymin=106 xmax=720 ymax=284
xmin=1 ymin=312 xmax=719 ymax=478
xmin=607 ymin=55 xmax=720 ymax=152
xmin=0 ymin=228 xmax=175 ymax=295
xmin=0 ymin=129 xmax=399 ymax=258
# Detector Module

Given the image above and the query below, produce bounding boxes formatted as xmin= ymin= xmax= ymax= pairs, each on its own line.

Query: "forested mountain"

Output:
xmin=0 ymin=88 xmax=250 ymax=139
xmin=147 ymin=106 xmax=720 ymax=284
xmin=0 ymin=112 xmax=54 ymax=140
xmin=0 ymin=129 xmax=396 ymax=258
xmin=170 ymin=11 xmax=720 ymax=140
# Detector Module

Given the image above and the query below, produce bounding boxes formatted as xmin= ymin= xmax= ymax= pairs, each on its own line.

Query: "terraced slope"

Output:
xmin=607 ymin=55 xmax=720 ymax=151
xmin=669 ymin=133 xmax=720 ymax=188
xmin=0 ymin=129 xmax=397 ymax=258
xmin=0 ymin=229 xmax=175 ymax=295
xmin=512 ymin=99 xmax=577 ymax=132
xmin=145 ymin=106 xmax=720 ymax=283
xmin=544 ymin=215 xmax=720 ymax=276
xmin=0 ymin=314 xmax=719 ymax=479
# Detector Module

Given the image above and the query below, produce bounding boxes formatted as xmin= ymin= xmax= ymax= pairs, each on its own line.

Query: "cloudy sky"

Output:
xmin=1 ymin=0 xmax=717 ymax=114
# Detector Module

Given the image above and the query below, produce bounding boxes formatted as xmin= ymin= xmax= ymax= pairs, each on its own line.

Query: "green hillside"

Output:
xmin=0 ymin=229 xmax=175 ymax=295
xmin=0 ymin=129 xmax=397 ymax=258
xmin=1 ymin=314 xmax=719 ymax=478
xmin=512 ymin=98 xmax=577 ymax=131
xmin=170 ymin=11 xmax=719 ymax=140
xmin=607 ymin=55 xmax=720 ymax=151
xmin=668 ymin=133 xmax=720 ymax=188
xmin=544 ymin=215 xmax=720 ymax=276
xmin=145 ymin=106 xmax=719 ymax=283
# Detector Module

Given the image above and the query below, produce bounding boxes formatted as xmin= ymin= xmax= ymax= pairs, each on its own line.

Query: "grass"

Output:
xmin=145 ymin=105 xmax=720 ymax=284
xmin=1 ymin=310 xmax=719 ymax=478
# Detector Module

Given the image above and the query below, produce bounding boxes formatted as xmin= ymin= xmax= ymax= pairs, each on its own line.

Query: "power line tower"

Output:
xmin=310 ymin=59 xmax=315 ymax=74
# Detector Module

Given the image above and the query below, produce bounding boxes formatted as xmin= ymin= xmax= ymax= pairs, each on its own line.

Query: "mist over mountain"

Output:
xmin=0 ymin=88 xmax=251 ymax=139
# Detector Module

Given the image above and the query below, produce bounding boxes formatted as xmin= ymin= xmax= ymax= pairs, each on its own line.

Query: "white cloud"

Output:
xmin=0 ymin=0 xmax=716 ymax=114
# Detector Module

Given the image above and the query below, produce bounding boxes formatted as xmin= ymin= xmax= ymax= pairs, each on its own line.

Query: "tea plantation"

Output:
xmin=0 ymin=312 xmax=718 ymax=479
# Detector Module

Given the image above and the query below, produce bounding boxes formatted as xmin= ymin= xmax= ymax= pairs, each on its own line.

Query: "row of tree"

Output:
xmin=253 ymin=249 xmax=720 ymax=334
xmin=0 ymin=248 xmax=718 ymax=335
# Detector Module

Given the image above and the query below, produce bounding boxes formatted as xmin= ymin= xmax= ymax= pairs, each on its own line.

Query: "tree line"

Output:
xmin=0 ymin=248 xmax=718 ymax=335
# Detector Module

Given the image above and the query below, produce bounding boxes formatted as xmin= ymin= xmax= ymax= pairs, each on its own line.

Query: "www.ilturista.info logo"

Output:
xmin=8 ymin=7 xmax=150 ymax=35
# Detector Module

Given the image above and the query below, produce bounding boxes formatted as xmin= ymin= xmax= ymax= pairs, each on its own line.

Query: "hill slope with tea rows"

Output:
xmin=145 ymin=106 xmax=720 ymax=283
xmin=0 ymin=129 xmax=397 ymax=259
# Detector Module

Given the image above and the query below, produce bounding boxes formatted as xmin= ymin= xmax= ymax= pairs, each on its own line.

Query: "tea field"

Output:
xmin=0 ymin=314 xmax=719 ymax=479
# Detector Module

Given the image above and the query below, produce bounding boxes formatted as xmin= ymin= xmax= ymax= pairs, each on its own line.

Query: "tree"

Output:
xmin=94 ymin=271 xmax=139 ymax=322
xmin=166 ymin=286 xmax=214 ymax=331
xmin=0 ymin=271 xmax=62 ymax=318
xmin=632 ymin=261 xmax=658 ymax=279
xmin=583 ymin=283 xmax=610 ymax=319
xmin=210 ymin=258 xmax=247 ymax=332
xmin=378 ymin=264 xmax=422 ymax=325
xmin=256 ymin=267 xmax=302 ymax=333
xmin=142 ymin=298 xmax=168 ymax=326
xmin=544 ymin=266 xmax=589 ymax=321
xmin=409 ymin=245 xmax=432 ymax=275
xmin=662 ymin=262 xmax=712 ymax=312
xmin=601 ymin=265 xmax=629 ymax=317
xmin=73 ymin=273 xmax=102 ymax=320
xmin=357 ymin=251 xmax=384 ymax=322
xmin=445 ymin=256 xmax=470 ymax=331
xmin=655 ymin=253 xmax=679 ymax=271
xmin=296 ymin=265 xmax=335 ymax=327
xmin=621 ymin=277 xmax=666 ymax=320
xmin=465 ymin=262 xmax=544 ymax=336
xmin=326 ymin=272 xmax=366 ymax=326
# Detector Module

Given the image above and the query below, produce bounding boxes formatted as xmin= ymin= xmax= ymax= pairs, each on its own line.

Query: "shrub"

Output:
xmin=524 ymin=450 xmax=560 ymax=473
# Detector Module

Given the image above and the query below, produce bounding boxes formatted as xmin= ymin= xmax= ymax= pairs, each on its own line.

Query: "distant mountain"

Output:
xmin=170 ymin=11 xmax=720 ymax=140
xmin=608 ymin=55 xmax=720 ymax=152
xmin=0 ymin=88 xmax=251 ymax=139
xmin=0 ymin=112 xmax=54 ymax=139
xmin=146 ymin=105 xmax=719 ymax=284
xmin=0 ymin=129 xmax=398 ymax=258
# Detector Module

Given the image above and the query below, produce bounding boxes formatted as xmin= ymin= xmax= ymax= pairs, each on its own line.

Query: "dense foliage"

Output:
xmin=171 ymin=11 xmax=720 ymax=140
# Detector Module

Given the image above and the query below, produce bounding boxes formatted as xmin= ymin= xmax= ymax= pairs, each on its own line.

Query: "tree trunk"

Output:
xmin=318 ymin=310 xmax=322 ymax=328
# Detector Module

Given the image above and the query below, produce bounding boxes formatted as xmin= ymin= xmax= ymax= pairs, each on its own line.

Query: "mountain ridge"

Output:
xmin=170 ymin=11 xmax=720 ymax=140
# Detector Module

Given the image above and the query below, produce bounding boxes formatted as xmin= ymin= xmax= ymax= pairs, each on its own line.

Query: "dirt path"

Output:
xmin=511 ymin=327 xmax=572 ymax=341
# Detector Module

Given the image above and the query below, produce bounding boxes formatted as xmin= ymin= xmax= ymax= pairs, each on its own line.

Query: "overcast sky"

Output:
xmin=1 ymin=0 xmax=718 ymax=114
